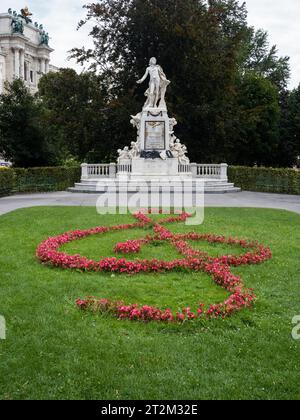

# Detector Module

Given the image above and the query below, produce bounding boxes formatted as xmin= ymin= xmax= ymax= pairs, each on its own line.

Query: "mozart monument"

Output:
xmin=72 ymin=57 xmax=239 ymax=194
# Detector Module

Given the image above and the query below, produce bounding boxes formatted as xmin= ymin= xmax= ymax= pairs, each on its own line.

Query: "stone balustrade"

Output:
xmin=81 ymin=162 xmax=228 ymax=181
xmin=117 ymin=163 xmax=132 ymax=173
xmin=81 ymin=163 xmax=115 ymax=179
xmin=178 ymin=164 xmax=191 ymax=173
xmin=189 ymin=163 xmax=228 ymax=180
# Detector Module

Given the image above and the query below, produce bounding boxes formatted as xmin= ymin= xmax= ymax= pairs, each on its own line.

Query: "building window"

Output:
xmin=24 ymin=63 xmax=27 ymax=81
xmin=30 ymin=71 xmax=34 ymax=83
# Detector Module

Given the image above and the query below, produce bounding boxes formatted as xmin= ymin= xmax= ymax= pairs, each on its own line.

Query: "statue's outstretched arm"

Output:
xmin=137 ymin=68 xmax=149 ymax=84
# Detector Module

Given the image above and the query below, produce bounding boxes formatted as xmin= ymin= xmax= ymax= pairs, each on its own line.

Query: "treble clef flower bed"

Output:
xmin=36 ymin=212 xmax=272 ymax=323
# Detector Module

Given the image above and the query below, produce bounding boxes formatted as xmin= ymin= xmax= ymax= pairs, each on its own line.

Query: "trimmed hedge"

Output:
xmin=2 ymin=165 xmax=300 ymax=197
xmin=0 ymin=168 xmax=15 ymax=197
xmin=0 ymin=166 xmax=80 ymax=197
xmin=228 ymin=166 xmax=300 ymax=195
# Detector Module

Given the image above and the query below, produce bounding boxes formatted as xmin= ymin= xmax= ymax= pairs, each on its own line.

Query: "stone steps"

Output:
xmin=69 ymin=179 xmax=240 ymax=194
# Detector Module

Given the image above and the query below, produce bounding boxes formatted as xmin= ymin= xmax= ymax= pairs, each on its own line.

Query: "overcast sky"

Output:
xmin=2 ymin=0 xmax=299 ymax=89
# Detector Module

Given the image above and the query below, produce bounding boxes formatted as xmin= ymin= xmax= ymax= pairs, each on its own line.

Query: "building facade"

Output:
xmin=0 ymin=8 xmax=57 ymax=95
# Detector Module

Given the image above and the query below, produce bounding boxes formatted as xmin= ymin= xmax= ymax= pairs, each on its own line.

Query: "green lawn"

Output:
xmin=0 ymin=206 xmax=299 ymax=400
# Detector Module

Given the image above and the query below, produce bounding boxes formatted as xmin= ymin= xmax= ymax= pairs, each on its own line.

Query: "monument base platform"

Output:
xmin=69 ymin=163 xmax=241 ymax=194
xmin=69 ymin=178 xmax=240 ymax=194
xmin=126 ymin=157 xmax=186 ymax=181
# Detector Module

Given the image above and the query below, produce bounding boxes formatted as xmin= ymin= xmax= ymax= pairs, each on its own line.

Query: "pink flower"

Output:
xmin=114 ymin=240 xmax=142 ymax=254
xmin=36 ymin=211 xmax=271 ymax=323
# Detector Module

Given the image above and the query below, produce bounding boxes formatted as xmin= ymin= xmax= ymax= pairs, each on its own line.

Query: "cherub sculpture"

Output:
xmin=170 ymin=138 xmax=190 ymax=164
xmin=178 ymin=144 xmax=190 ymax=165
xmin=169 ymin=118 xmax=177 ymax=136
xmin=130 ymin=113 xmax=141 ymax=137
xmin=129 ymin=141 xmax=140 ymax=159
xmin=117 ymin=147 xmax=131 ymax=163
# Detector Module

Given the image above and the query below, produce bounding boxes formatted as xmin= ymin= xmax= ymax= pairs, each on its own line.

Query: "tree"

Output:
xmin=240 ymin=28 xmax=290 ymax=92
xmin=38 ymin=69 xmax=113 ymax=162
xmin=278 ymin=86 xmax=300 ymax=167
xmin=233 ymin=72 xmax=280 ymax=166
xmin=0 ymin=79 xmax=56 ymax=167
xmin=69 ymin=0 xmax=290 ymax=166
xmin=70 ymin=0 xmax=249 ymax=163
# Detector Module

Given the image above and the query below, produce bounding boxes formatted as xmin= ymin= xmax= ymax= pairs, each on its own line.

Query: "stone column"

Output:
xmin=220 ymin=163 xmax=228 ymax=181
xmin=24 ymin=62 xmax=28 ymax=82
xmin=34 ymin=59 xmax=38 ymax=86
xmin=0 ymin=60 xmax=5 ymax=94
xmin=109 ymin=163 xmax=117 ymax=179
xmin=45 ymin=59 xmax=49 ymax=74
xmin=19 ymin=49 xmax=25 ymax=79
xmin=81 ymin=163 xmax=89 ymax=180
xmin=41 ymin=58 xmax=46 ymax=74
xmin=14 ymin=48 xmax=20 ymax=78
xmin=190 ymin=163 xmax=197 ymax=179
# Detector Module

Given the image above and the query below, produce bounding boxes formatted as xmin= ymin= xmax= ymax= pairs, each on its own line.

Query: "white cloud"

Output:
xmin=246 ymin=0 xmax=300 ymax=89
xmin=1 ymin=0 xmax=299 ymax=89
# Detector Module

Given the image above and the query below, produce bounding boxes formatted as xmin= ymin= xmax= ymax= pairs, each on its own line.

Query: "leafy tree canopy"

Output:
xmin=278 ymin=85 xmax=300 ymax=166
xmin=0 ymin=80 xmax=56 ymax=167
xmin=0 ymin=1 xmax=293 ymax=168
xmin=69 ymin=0 xmax=290 ymax=166
xmin=39 ymin=69 xmax=107 ymax=161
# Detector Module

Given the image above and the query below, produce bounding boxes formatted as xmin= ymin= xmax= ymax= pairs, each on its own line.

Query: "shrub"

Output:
xmin=0 ymin=166 xmax=80 ymax=196
xmin=13 ymin=166 xmax=81 ymax=193
xmin=229 ymin=166 xmax=300 ymax=195
xmin=0 ymin=167 xmax=14 ymax=197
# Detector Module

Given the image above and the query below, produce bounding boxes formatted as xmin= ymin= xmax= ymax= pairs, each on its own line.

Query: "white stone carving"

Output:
xmin=129 ymin=141 xmax=140 ymax=159
xmin=117 ymin=146 xmax=130 ymax=163
xmin=169 ymin=118 xmax=177 ymax=135
xmin=170 ymin=137 xmax=190 ymax=164
xmin=130 ymin=113 xmax=141 ymax=134
xmin=137 ymin=57 xmax=170 ymax=110
xmin=117 ymin=57 xmax=190 ymax=166
xmin=130 ymin=113 xmax=142 ymax=151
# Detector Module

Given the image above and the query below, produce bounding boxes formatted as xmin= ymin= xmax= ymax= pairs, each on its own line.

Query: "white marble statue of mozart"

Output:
xmin=137 ymin=57 xmax=170 ymax=109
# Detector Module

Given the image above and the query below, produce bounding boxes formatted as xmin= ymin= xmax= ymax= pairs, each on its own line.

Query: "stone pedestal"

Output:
xmin=116 ymin=103 xmax=194 ymax=182
xmin=140 ymin=108 xmax=170 ymax=151
xmin=116 ymin=157 xmax=192 ymax=182
xmin=131 ymin=157 xmax=186 ymax=181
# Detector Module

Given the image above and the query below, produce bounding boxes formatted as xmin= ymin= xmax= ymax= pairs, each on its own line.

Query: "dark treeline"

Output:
xmin=0 ymin=0 xmax=299 ymax=168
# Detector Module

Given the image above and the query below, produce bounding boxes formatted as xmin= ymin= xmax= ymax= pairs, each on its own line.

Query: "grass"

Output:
xmin=0 ymin=206 xmax=299 ymax=400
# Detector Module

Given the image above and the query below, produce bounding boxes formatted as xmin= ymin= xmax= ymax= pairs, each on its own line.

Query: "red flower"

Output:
xmin=37 ymin=211 xmax=272 ymax=323
xmin=114 ymin=240 xmax=142 ymax=254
